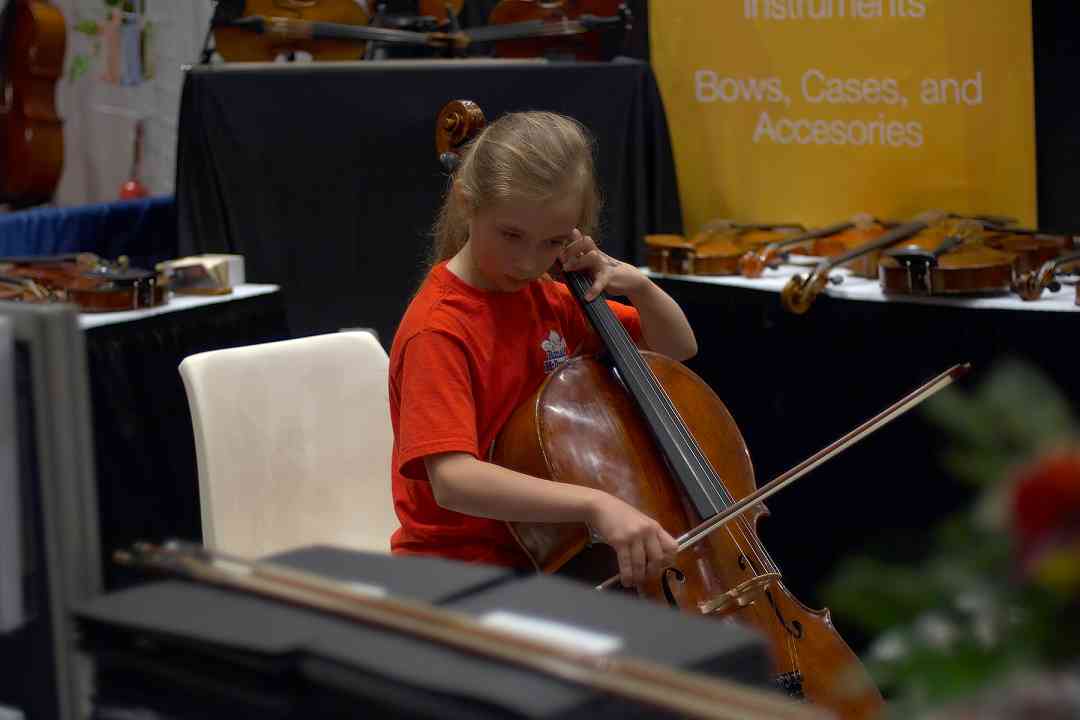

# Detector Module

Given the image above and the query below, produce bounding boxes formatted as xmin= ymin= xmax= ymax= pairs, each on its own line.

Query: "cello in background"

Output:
xmin=0 ymin=0 xmax=66 ymax=208
xmin=480 ymin=0 xmax=630 ymax=60
xmin=211 ymin=0 xmax=456 ymax=62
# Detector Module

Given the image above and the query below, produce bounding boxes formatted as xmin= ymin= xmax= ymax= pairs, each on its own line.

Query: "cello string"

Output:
xmin=581 ymin=275 xmax=778 ymax=573
xmin=635 ymin=363 xmax=777 ymax=573
xmin=580 ymin=277 xmax=769 ymax=570
xmin=581 ymin=278 xmax=746 ymax=519
xmin=581 ymin=276 xmax=725 ymax=515
xmin=583 ymin=276 xmax=725 ymax=514
xmin=634 ymin=365 xmax=779 ymax=573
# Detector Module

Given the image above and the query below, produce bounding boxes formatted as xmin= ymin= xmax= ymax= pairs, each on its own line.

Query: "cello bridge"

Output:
xmin=697 ymin=572 xmax=780 ymax=616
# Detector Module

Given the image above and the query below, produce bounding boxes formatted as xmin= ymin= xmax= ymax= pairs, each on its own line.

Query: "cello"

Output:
xmin=435 ymin=100 xmax=885 ymax=719
xmin=480 ymin=0 xmax=631 ymax=60
xmin=212 ymin=0 xmax=457 ymax=62
xmin=0 ymin=0 xmax=66 ymax=207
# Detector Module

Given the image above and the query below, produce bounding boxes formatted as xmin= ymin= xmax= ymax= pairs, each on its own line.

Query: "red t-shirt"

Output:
xmin=389 ymin=262 xmax=643 ymax=568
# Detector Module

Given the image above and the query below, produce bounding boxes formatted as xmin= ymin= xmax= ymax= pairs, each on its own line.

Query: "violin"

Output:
xmin=0 ymin=253 xmax=165 ymax=312
xmin=0 ymin=0 xmax=66 ymax=207
xmin=478 ymin=0 xmax=631 ymax=60
xmin=1013 ymin=249 xmax=1080 ymax=301
xmin=436 ymin=100 xmax=885 ymax=719
xmin=646 ymin=221 xmax=804 ymax=276
xmin=781 ymin=210 xmax=945 ymax=314
xmin=878 ymin=219 xmax=1016 ymax=296
xmin=738 ymin=214 xmax=888 ymax=279
xmin=979 ymin=226 xmax=1075 ymax=275
xmin=0 ymin=272 xmax=53 ymax=303
xmin=212 ymin=0 xmax=457 ymax=62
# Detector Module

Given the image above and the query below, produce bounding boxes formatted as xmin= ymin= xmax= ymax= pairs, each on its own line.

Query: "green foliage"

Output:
xmin=68 ymin=54 xmax=91 ymax=83
xmin=921 ymin=359 xmax=1076 ymax=487
xmin=824 ymin=359 xmax=1079 ymax=717
xmin=74 ymin=19 xmax=101 ymax=36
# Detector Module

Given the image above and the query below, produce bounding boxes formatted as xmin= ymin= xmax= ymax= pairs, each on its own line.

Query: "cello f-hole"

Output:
xmin=661 ymin=567 xmax=686 ymax=608
xmin=766 ymin=590 xmax=804 ymax=640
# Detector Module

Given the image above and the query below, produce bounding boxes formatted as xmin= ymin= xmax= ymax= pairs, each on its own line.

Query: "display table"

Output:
xmin=649 ymin=261 xmax=1080 ymax=313
xmin=81 ymin=285 xmax=289 ymax=590
xmin=79 ymin=284 xmax=281 ymax=329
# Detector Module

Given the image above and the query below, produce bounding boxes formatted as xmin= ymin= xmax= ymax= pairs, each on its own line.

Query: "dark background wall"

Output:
xmin=1032 ymin=3 xmax=1080 ymax=233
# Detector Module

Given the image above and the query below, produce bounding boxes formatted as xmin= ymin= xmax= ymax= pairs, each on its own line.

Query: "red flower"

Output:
xmin=1011 ymin=450 xmax=1080 ymax=583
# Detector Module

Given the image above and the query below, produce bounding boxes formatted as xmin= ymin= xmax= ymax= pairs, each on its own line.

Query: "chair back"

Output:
xmin=179 ymin=331 xmax=397 ymax=558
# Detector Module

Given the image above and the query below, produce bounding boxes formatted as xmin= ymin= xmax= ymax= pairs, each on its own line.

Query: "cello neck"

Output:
xmin=226 ymin=15 xmax=443 ymax=47
xmin=466 ymin=13 xmax=623 ymax=44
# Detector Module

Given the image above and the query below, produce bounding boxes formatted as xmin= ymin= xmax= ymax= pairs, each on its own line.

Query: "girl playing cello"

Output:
xmin=389 ymin=110 xmax=696 ymax=589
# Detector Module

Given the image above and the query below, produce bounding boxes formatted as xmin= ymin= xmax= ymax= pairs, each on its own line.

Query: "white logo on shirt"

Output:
xmin=541 ymin=330 xmax=568 ymax=373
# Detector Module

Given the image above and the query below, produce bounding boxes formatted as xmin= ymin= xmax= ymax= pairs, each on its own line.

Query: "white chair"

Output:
xmin=179 ymin=331 xmax=398 ymax=559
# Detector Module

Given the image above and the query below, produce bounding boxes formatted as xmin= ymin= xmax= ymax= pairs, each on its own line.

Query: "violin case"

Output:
xmin=74 ymin=545 xmax=771 ymax=719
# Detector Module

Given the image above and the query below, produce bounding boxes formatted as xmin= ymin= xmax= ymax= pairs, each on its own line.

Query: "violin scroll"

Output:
xmin=1013 ymin=267 xmax=1059 ymax=300
xmin=736 ymin=250 xmax=769 ymax=279
xmin=1013 ymin=250 xmax=1080 ymax=301
xmin=780 ymin=271 xmax=830 ymax=315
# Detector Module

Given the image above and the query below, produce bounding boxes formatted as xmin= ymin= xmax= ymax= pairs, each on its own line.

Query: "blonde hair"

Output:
xmin=430 ymin=111 xmax=602 ymax=268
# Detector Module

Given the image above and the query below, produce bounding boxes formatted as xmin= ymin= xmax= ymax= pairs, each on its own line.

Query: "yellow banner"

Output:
xmin=650 ymin=1 xmax=1036 ymax=233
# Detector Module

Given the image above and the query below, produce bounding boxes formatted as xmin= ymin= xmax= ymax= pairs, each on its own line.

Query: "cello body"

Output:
xmin=492 ymin=351 xmax=885 ymax=719
xmin=213 ymin=0 xmax=371 ymax=62
xmin=0 ymin=0 xmax=66 ymax=206
xmin=486 ymin=0 xmax=626 ymax=60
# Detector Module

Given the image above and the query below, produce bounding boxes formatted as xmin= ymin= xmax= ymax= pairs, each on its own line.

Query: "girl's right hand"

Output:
xmin=587 ymin=492 xmax=679 ymax=588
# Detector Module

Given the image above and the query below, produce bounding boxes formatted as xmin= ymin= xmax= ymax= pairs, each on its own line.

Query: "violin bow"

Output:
xmin=116 ymin=542 xmax=827 ymax=720
xmin=597 ymin=363 xmax=970 ymax=590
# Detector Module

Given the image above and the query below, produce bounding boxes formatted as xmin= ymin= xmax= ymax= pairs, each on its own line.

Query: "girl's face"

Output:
xmin=463 ymin=194 xmax=583 ymax=292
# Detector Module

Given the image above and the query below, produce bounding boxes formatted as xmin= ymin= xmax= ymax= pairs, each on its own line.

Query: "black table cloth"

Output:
xmin=176 ymin=59 xmax=682 ymax=345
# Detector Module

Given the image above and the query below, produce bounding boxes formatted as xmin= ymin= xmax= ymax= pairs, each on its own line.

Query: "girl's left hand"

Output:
xmin=559 ymin=228 xmax=647 ymax=301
